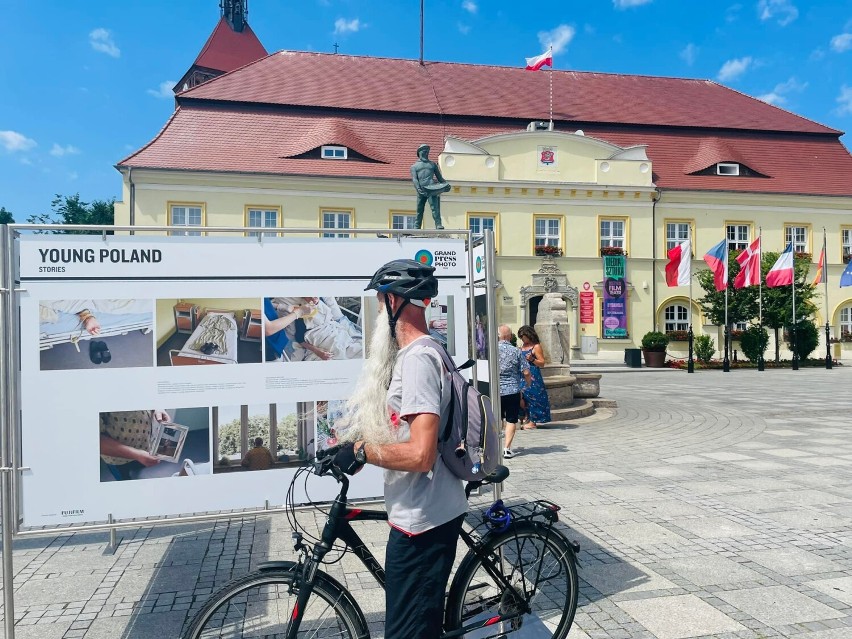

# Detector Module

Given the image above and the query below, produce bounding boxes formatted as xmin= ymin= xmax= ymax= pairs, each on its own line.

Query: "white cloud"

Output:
xmin=0 ymin=130 xmax=37 ymax=152
xmin=613 ymin=0 xmax=652 ymax=8
xmin=457 ymin=23 xmax=471 ymax=35
xmin=726 ymin=3 xmax=743 ymax=22
xmin=717 ymin=56 xmax=752 ymax=82
xmin=830 ymin=33 xmax=852 ymax=53
xmin=680 ymin=43 xmax=698 ymax=65
xmin=333 ymin=18 xmax=362 ymax=35
xmin=67 ymin=171 xmax=79 ymax=182
xmin=147 ymin=80 xmax=177 ymax=99
xmin=89 ymin=28 xmax=120 ymax=57
xmin=462 ymin=1 xmax=477 ymax=14
xmin=837 ymin=85 xmax=852 ymax=116
xmin=757 ymin=0 xmax=798 ymax=26
xmin=810 ymin=47 xmax=826 ymax=61
xmin=50 ymin=143 xmax=81 ymax=157
xmin=537 ymin=24 xmax=576 ymax=56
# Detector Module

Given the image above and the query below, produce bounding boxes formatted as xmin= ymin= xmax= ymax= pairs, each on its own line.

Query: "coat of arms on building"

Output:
xmin=537 ymin=146 xmax=557 ymax=168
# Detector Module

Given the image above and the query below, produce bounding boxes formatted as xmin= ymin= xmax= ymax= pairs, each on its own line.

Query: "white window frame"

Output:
xmin=469 ymin=215 xmax=496 ymax=238
xmin=169 ymin=204 xmax=203 ymax=236
xmin=727 ymin=224 xmax=749 ymax=251
xmin=842 ymin=228 xmax=852 ymax=262
xmin=534 ymin=217 xmax=560 ymax=248
xmin=840 ymin=306 xmax=852 ymax=337
xmin=664 ymin=304 xmax=689 ymax=333
xmin=600 ymin=218 xmax=625 ymax=248
xmin=666 ymin=222 xmax=691 ymax=252
xmin=322 ymin=210 xmax=351 ymax=238
xmin=785 ymin=225 xmax=808 ymax=253
xmin=391 ymin=213 xmax=417 ymax=231
xmin=321 ymin=145 xmax=348 ymax=160
xmin=246 ymin=208 xmax=279 ymax=237
xmin=717 ymin=163 xmax=740 ymax=176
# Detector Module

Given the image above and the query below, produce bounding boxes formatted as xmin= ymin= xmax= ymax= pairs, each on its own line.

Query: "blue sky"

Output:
xmin=1 ymin=0 xmax=851 ymax=220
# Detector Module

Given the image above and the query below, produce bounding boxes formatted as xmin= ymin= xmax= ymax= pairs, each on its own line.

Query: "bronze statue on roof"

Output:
xmin=411 ymin=144 xmax=451 ymax=230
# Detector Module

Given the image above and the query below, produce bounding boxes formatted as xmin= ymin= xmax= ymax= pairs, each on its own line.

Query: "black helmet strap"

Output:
xmin=383 ymin=293 xmax=410 ymax=340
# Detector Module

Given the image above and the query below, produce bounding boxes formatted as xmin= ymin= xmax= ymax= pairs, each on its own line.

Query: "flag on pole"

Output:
xmin=703 ymin=239 xmax=728 ymax=291
xmin=812 ymin=240 xmax=826 ymax=286
xmin=841 ymin=259 xmax=852 ymax=288
xmin=665 ymin=240 xmax=691 ymax=287
xmin=734 ymin=237 xmax=761 ymax=288
xmin=766 ymin=243 xmax=795 ymax=287
xmin=525 ymin=48 xmax=553 ymax=71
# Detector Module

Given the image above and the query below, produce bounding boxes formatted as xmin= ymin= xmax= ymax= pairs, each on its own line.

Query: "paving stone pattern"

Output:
xmin=3 ymin=367 xmax=852 ymax=638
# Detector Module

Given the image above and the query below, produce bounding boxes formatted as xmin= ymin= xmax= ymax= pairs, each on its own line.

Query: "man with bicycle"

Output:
xmin=334 ymin=259 xmax=467 ymax=639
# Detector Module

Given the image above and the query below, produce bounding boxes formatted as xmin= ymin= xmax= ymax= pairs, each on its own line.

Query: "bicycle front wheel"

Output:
xmin=182 ymin=566 xmax=368 ymax=639
xmin=446 ymin=522 xmax=579 ymax=639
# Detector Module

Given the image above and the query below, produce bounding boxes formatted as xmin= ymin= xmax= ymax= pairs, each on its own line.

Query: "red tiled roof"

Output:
xmin=682 ymin=137 xmax=763 ymax=174
xmin=178 ymin=51 xmax=840 ymax=135
xmin=279 ymin=118 xmax=389 ymax=163
xmin=189 ymin=17 xmax=267 ymax=75
xmin=118 ymin=106 xmax=852 ymax=197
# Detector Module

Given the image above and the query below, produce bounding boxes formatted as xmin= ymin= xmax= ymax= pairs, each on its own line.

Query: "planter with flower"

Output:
xmin=640 ymin=331 xmax=669 ymax=368
xmin=666 ymin=329 xmax=690 ymax=342
xmin=535 ymin=245 xmax=563 ymax=257
xmin=599 ymin=246 xmax=627 ymax=257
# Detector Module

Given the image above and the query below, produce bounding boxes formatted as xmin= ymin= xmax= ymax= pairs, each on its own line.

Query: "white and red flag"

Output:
xmin=665 ymin=240 xmax=691 ymax=287
xmin=525 ymin=48 xmax=553 ymax=71
xmin=733 ymin=236 xmax=761 ymax=289
xmin=766 ymin=243 xmax=794 ymax=287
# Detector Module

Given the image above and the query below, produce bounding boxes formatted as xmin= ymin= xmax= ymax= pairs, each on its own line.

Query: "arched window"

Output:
xmin=664 ymin=304 xmax=689 ymax=333
xmin=840 ymin=305 xmax=852 ymax=339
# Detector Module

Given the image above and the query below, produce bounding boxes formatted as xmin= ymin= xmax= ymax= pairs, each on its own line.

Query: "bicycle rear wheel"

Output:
xmin=182 ymin=566 xmax=368 ymax=639
xmin=445 ymin=522 xmax=578 ymax=639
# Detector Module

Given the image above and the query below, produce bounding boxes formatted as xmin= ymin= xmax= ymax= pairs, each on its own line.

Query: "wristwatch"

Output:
xmin=355 ymin=443 xmax=368 ymax=465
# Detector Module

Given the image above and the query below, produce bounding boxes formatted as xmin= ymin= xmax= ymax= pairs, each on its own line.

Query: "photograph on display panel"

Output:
xmin=263 ymin=296 xmax=363 ymax=362
xmin=316 ymin=400 xmax=345 ymax=452
xmin=363 ymin=295 xmax=455 ymax=356
xmin=39 ymin=299 xmax=154 ymax=370
xmin=155 ymin=299 xmax=262 ymax=366
xmin=99 ymin=407 xmax=211 ymax=481
xmin=472 ymin=294 xmax=488 ymax=360
xmin=212 ymin=402 xmax=315 ymax=473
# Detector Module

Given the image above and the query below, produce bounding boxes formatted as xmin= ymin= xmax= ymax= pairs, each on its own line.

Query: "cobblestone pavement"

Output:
xmin=3 ymin=367 xmax=852 ymax=639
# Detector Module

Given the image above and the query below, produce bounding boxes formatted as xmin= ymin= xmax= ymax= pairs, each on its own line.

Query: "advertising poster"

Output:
xmin=17 ymin=236 xmax=468 ymax=528
xmin=601 ymin=255 xmax=628 ymax=338
xmin=579 ymin=292 xmax=595 ymax=324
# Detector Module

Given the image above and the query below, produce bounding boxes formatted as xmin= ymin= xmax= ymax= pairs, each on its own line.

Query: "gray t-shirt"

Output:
xmin=384 ymin=336 xmax=468 ymax=534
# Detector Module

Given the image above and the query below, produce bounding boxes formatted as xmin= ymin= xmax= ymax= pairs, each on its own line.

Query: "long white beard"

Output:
xmin=335 ymin=309 xmax=399 ymax=445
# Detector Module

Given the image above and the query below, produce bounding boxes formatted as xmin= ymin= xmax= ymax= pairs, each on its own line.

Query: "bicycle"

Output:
xmin=182 ymin=445 xmax=580 ymax=638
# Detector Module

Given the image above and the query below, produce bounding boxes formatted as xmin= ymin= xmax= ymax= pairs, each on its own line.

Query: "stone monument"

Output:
xmin=534 ymin=292 xmax=571 ymax=375
xmin=411 ymin=144 xmax=451 ymax=229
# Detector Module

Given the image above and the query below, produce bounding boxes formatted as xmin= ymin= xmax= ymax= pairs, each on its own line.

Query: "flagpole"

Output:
xmin=723 ymin=242 xmax=730 ymax=372
xmin=824 ymin=228 xmax=832 ymax=369
xmin=791 ymin=246 xmax=798 ymax=371
xmin=688 ymin=249 xmax=694 ymax=373
xmin=758 ymin=228 xmax=764 ymax=371
xmin=549 ymin=45 xmax=553 ymax=129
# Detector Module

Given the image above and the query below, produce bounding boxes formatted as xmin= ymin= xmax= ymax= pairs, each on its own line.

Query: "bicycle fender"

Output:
xmin=257 ymin=560 xmax=298 ymax=572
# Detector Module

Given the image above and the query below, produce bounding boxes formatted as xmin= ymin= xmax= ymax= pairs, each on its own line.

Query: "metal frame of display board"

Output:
xmin=0 ymin=224 xmax=501 ymax=639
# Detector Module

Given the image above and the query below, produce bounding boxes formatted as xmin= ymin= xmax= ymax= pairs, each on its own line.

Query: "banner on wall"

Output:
xmin=16 ymin=235 xmax=468 ymax=528
xmin=601 ymin=255 xmax=628 ymax=338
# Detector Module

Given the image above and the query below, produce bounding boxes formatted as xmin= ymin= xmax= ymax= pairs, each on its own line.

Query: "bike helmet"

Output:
xmin=485 ymin=500 xmax=512 ymax=533
xmin=365 ymin=259 xmax=439 ymax=337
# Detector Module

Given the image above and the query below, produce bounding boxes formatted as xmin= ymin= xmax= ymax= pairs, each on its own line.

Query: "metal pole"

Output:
xmin=758 ymin=230 xmax=765 ymax=371
xmin=824 ymin=229 xmax=832 ymax=370
xmin=687 ymin=259 xmax=694 ymax=373
xmin=1 ymin=223 xmax=17 ymax=639
xmin=419 ymin=0 xmax=424 ymax=65
xmin=791 ymin=264 xmax=799 ymax=370
xmin=483 ymin=230 xmax=502 ymax=501
xmin=723 ymin=247 xmax=730 ymax=372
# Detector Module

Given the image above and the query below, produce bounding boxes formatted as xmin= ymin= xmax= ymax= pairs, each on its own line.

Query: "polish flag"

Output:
xmin=766 ymin=243 xmax=794 ymax=287
xmin=525 ymin=49 xmax=553 ymax=71
xmin=733 ymin=237 xmax=761 ymax=289
xmin=702 ymin=239 xmax=728 ymax=292
xmin=665 ymin=240 xmax=691 ymax=287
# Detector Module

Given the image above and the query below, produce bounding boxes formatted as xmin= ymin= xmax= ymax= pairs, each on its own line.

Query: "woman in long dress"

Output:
xmin=517 ymin=325 xmax=551 ymax=429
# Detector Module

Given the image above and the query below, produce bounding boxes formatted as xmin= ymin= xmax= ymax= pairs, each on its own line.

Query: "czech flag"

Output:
xmin=525 ymin=49 xmax=553 ymax=71
xmin=703 ymin=239 xmax=728 ymax=291
xmin=734 ymin=237 xmax=761 ymax=289
xmin=766 ymin=243 xmax=794 ymax=288
xmin=665 ymin=240 xmax=691 ymax=287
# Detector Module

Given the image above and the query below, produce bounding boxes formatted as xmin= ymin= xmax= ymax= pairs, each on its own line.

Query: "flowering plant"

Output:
xmin=729 ymin=329 xmax=744 ymax=340
xmin=665 ymin=329 xmax=690 ymax=341
xmin=600 ymin=246 xmax=626 ymax=256
xmin=535 ymin=245 xmax=562 ymax=257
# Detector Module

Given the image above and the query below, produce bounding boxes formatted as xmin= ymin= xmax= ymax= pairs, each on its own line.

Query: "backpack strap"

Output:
xmin=416 ymin=338 xmax=458 ymax=443
xmin=416 ymin=337 xmax=457 ymax=372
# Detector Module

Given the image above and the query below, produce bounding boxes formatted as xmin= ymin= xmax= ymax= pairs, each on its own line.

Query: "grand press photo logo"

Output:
xmin=415 ymin=248 xmax=457 ymax=270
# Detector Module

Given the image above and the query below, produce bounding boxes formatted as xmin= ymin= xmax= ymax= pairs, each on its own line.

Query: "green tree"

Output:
xmin=785 ymin=319 xmax=819 ymax=361
xmin=759 ymin=251 xmax=818 ymax=362
xmin=697 ymin=249 xmax=758 ymax=347
xmin=739 ymin=325 xmax=769 ymax=362
xmin=217 ymin=410 xmax=298 ymax=461
xmin=0 ymin=206 xmax=13 ymax=224
xmin=26 ymin=193 xmax=115 ymax=234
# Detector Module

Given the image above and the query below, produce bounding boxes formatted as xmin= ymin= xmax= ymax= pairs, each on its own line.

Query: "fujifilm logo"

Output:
xmin=61 ymin=509 xmax=84 ymax=517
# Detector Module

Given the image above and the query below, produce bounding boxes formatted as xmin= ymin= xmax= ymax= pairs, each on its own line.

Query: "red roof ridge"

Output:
xmin=115 ymin=107 xmax=184 ymax=167
xmin=192 ymin=17 xmax=267 ymax=73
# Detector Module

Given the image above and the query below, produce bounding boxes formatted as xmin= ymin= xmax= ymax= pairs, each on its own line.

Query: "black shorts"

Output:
xmin=501 ymin=392 xmax=521 ymax=424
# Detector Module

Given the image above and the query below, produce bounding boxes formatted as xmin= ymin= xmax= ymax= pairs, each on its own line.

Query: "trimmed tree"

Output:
xmin=760 ymin=251 xmax=818 ymax=362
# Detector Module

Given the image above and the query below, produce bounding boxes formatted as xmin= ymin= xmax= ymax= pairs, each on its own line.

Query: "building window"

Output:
xmin=664 ymin=304 xmax=689 ymax=333
xmin=727 ymin=224 xmax=749 ymax=251
xmin=469 ymin=215 xmax=496 ymax=238
xmin=321 ymin=145 xmax=348 ymax=160
xmin=716 ymin=163 xmax=740 ymax=176
xmin=322 ymin=210 xmax=351 ymax=238
xmin=785 ymin=225 xmax=808 ymax=253
xmin=841 ymin=306 xmax=852 ymax=338
xmin=843 ymin=228 xmax=852 ymax=262
xmin=600 ymin=218 xmax=625 ymax=248
xmin=247 ymin=208 xmax=278 ymax=237
xmin=666 ymin=222 xmax=691 ymax=252
xmin=391 ymin=213 xmax=417 ymax=230
xmin=170 ymin=204 xmax=203 ymax=236
xmin=534 ymin=217 xmax=560 ymax=249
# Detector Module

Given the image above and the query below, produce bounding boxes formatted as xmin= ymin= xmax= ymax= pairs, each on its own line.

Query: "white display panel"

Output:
xmin=17 ymin=236 xmax=468 ymax=528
